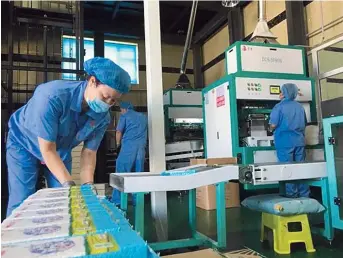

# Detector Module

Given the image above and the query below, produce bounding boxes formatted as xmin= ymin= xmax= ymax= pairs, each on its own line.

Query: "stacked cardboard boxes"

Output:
xmin=190 ymin=158 xmax=240 ymax=210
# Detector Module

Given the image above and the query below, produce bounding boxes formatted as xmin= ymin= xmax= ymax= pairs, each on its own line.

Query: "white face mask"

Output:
xmin=86 ymin=97 xmax=111 ymax=113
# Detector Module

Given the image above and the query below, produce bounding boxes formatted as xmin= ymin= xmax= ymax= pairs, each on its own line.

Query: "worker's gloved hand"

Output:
xmin=62 ymin=180 xmax=76 ymax=188
xmin=82 ymin=182 xmax=98 ymax=195
xmin=268 ymin=125 xmax=275 ymax=133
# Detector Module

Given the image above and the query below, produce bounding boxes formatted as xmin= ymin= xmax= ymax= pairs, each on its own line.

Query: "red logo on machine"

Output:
xmin=216 ymin=86 xmax=225 ymax=108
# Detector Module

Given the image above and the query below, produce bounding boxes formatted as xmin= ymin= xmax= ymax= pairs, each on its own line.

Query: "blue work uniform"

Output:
xmin=6 ymin=80 xmax=110 ymax=217
xmin=112 ymin=109 xmax=148 ymax=205
xmin=269 ymin=84 xmax=309 ymax=198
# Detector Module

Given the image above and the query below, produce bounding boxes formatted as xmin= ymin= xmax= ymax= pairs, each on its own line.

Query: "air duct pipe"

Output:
xmin=258 ymin=0 xmax=266 ymax=22
xmin=250 ymin=0 xmax=278 ymax=44
xmin=176 ymin=0 xmax=198 ymax=88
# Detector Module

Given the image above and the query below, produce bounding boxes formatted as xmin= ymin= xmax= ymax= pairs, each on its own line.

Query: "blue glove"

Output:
xmin=62 ymin=181 xmax=76 ymax=187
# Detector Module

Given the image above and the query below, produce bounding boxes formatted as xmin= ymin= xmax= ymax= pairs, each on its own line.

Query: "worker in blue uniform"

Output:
xmin=269 ymin=83 xmax=310 ymax=198
xmin=6 ymin=57 xmax=131 ymax=217
xmin=111 ymin=101 xmax=148 ymax=205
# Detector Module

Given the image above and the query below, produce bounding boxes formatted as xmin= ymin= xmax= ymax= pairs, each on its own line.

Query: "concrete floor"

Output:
xmin=125 ymin=192 xmax=343 ymax=258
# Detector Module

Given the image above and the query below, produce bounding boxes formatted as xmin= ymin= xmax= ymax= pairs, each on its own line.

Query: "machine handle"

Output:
xmin=217 ymin=132 xmax=219 ymax=139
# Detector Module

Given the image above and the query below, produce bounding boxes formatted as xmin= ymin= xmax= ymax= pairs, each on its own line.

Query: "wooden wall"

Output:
xmin=201 ymin=0 xmax=343 ymax=94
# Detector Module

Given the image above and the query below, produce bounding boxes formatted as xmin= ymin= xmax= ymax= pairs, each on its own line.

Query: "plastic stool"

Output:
xmin=260 ymin=212 xmax=316 ymax=254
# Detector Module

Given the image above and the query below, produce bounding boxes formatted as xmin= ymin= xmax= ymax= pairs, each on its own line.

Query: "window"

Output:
xmin=104 ymin=41 xmax=139 ymax=84
xmin=62 ymin=36 xmax=139 ymax=84
xmin=62 ymin=36 xmax=94 ymax=80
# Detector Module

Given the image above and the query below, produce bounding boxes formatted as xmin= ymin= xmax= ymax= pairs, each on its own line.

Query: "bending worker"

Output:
xmin=112 ymin=101 xmax=147 ymax=205
xmin=6 ymin=57 xmax=131 ymax=217
xmin=269 ymin=83 xmax=309 ymax=198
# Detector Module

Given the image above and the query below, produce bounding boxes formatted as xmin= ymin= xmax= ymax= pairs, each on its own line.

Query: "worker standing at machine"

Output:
xmin=269 ymin=83 xmax=309 ymax=198
xmin=111 ymin=101 xmax=148 ymax=205
xmin=6 ymin=57 xmax=131 ymax=217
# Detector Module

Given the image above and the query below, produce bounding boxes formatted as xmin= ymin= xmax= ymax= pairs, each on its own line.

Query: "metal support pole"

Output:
xmin=216 ymin=182 xmax=227 ymax=248
xmin=135 ymin=192 xmax=145 ymax=237
xmin=228 ymin=7 xmax=244 ymax=45
xmin=94 ymin=32 xmax=105 ymax=57
xmin=7 ymin=1 xmax=14 ymax=117
xmin=75 ymin=2 xmax=80 ymax=74
xmin=320 ymin=178 xmax=334 ymax=241
xmin=192 ymin=44 xmax=204 ymax=89
xmin=312 ymin=49 xmax=323 ymax=128
xmin=43 ymin=26 xmax=48 ymax=82
xmin=143 ymin=0 xmax=168 ymax=241
xmin=79 ymin=1 xmax=84 ymax=72
xmin=188 ymin=189 xmax=197 ymax=236
xmin=285 ymin=0 xmax=307 ymax=46
xmin=120 ymin=192 xmax=128 ymax=212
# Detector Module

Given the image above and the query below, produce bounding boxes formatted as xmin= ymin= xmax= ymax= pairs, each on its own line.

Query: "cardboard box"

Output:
xmin=196 ymin=183 xmax=240 ymax=210
xmin=162 ymin=248 xmax=262 ymax=258
xmin=190 ymin=157 xmax=240 ymax=211
xmin=190 ymin=157 xmax=237 ymax=166
xmin=163 ymin=249 xmax=222 ymax=257
xmin=196 ymin=207 xmax=217 ymax=235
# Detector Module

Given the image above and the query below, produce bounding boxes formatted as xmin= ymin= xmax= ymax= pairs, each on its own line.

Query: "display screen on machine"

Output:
xmin=269 ymin=85 xmax=280 ymax=95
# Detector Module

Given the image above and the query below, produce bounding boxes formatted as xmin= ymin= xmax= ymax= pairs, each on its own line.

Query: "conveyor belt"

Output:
xmin=110 ymin=164 xmax=239 ymax=193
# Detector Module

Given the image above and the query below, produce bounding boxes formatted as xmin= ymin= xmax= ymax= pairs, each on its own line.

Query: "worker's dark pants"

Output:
xmin=277 ymin=146 xmax=310 ymax=198
xmin=6 ymin=133 xmax=71 ymax=217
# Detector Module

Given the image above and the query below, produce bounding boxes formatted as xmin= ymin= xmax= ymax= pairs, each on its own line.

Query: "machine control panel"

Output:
xmin=236 ymin=77 xmax=312 ymax=101
xmin=246 ymin=82 xmax=262 ymax=92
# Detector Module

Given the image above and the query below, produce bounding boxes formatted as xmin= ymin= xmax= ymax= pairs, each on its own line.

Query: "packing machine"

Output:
xmin=163 ymin=89 xmax=204 ymax=168
xmin=109 ymin=43 xmax=341 ymax=251
xmin=109 ymin=0 xmax=342 ymax=250
xmin=110 ymin=97 xmax=342 ymax=250
xmin=202 ymin=41 xmax=324 ymax=167
xmin=110 ymin=121 xmax=342 ymax=245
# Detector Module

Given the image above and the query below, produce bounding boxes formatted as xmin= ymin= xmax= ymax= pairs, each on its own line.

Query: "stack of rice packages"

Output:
xmin=1 ymin=186 xmax=158 ymax=258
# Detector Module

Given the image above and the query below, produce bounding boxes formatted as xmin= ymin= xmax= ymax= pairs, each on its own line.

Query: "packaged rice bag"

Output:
xmin=2 ymin=214 xmax=71 ymax=230
xmin=8 ymin=208 xmax=69 ymax=220
xmin=28 ymin=191 xmax=69 ymax=200
xmin=1 ymin=223 xmax=70 ymax=244
xmin=1 ymin=236 xmax=86 ymax=258
xmin=35 ymin=188 xmax=70 ymax=194
xmin=14 ymin=201 xmax=69 ymax=212
xmin=23 ymin=198 xmax=69 ymax=206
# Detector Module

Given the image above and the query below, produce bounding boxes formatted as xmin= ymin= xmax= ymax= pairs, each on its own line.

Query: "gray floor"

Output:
xmin=125 ymin=192 xmax=343 ymax=257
